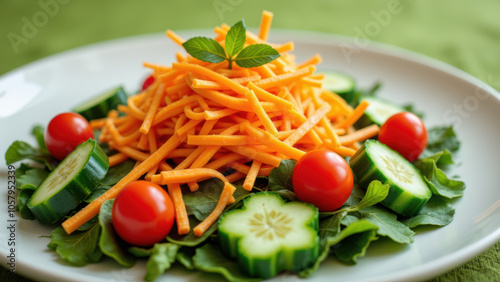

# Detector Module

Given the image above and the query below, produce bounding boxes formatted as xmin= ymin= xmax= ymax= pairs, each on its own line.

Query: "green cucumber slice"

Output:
xmin=355 ymin=96 xmax=405 ymax=128
xmin=218 ymin=192 xmax=319 ymax=279
xmin=72 ymin=86 xmax=127 ymax=120
xmin=28 ymin=139 xmax=109 ymax=223
xmin=321 ymin=71 xmax=356 ymax=103
xmin=349 ymin=140 xmax=431 ymax=217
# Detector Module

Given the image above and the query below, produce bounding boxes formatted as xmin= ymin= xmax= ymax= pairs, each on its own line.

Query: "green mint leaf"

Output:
xmin=145 ymin=243 xmax=180 ymax=281
xmin=234 ymin=44 xmax=280 ymax=68
xmin=225 ymin=20 xmax=246 ymax=58
xmin=402 ymin=195 xmax=455 ymax=228
xmin=193 ymin=244 xmax=260 ymax=282
xmin=98 ymin=199 xmax=135 ymax=268
xmin=268 ymin=159 xmax=296 ymax=191
xmin=47 ymin=223 xmax=103 ymax=266
xmin=182 ymin=37 xmax=227 ymax=64
xmin=352 ymin=180 xmax=389 ymax=211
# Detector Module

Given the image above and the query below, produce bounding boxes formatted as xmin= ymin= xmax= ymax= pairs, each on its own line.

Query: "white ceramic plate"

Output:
xmin=1 ymin=30 xmax=500 ymax=282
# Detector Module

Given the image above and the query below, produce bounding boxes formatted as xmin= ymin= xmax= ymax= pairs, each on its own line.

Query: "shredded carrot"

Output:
xmin=258 ymin=10 xmax=273 ymax=41
xmin=62 ymin=11 xmax=377 ymax=236
xmin=193 ymin=183 xmax=236 ymax=237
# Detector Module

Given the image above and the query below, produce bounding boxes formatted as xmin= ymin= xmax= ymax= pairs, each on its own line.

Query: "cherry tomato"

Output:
xmin=292 ymin=150 xmax=354 ymax=212
xmin=112 ymin=181 xmax=175 ymax=247
xmin=141 ymin=74 xmax=155 ymax=90
xmin=44 ymin=112 xmax=94 ymax=160
xmin=378 ymin=112 xmax=428 ymax=162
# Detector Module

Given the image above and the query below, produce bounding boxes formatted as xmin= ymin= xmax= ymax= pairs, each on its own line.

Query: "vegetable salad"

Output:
xmin=5 ymin=10 xmax=465 ymax=282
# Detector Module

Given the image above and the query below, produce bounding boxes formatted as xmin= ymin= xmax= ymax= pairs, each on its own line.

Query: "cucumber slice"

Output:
xmin=321 ymin=71 xmax=356 ymax=103
xmin=355 ymin=96 xmax=405 ymax=128
xmin=72 ymin=86 xmax=127 ymax=120
xmin=28 ymin=139 xmax=109 ymax=223
xmin=218 ymin=192 xmax=319 ymax=279
xmin=349 ymin=140 xmax=431 ymax=217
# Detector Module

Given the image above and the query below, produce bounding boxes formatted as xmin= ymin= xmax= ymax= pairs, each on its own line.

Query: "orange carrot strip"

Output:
xmin=241 ymin=123 xmax=305 ymax=161
xmin=245 ymin=89 xmax=278 ymax=136
xmin=258 ymin=10 xmax=273 ymax=41
xmin=165 ymin=148 xmax=197 ymax=158
xmin=153 ymin=95 xmax=201 ymax=125
xmin=273 ymin=41 xmax=294 ymax=53
xmin=284 ymin=103 xmax=331 ymax=146
xmin=225 ymin=146 xmax=281 ymax=167
xmin=199 ymin=119 xmax=218 ymax=135
xmin=167 ymin=183 xmax=190 ymax=234
xmin=166 ymin=29 xmax=185 ymax=46
xmin=187 ymin=135 xmax=257 ymax=146
xmin=176 ymin=119 xmax=203 ymax=136
xmin=247 ymin=82 xmax=294 ymax=109
xmin=243 ymin=161 xmax=261 ymax=191
xmin=254 ymin=66 xmax=316 ymax=90
xmin=192 ymin=88 xmax=281 ymax=112
xmin=152 ymin=168 xmax=230 ymax=185
xmin=191 ymin=75 xmax=260 ymax=90
xmin=62 ymin=134 xmax=184 ymax=234
xmin=108 ymin=153 xmax=129 ymax=167
xmin=173 ymin=63 xmax=248 ymax=95
xmin=301 ymin=77 xmax=323 ymax=88
xmin=335 ymin=100 xmax=370 ymax=129
xmin=184 ymin=105 xmax=205 ymax=120
xmin=338 ymin=124 xmax=379 ymax=145
xmin=298 ymin=54 xmax=322 ymax=69
xmin=204 ymin=108 xmax=239 ymax=120
xmin=205 ymin=153 xmax=246 ymax=170
xmin=193 ymin=182 xmax=236 ymax=237
xmin=225 ymin=171 xmax=246 ymax=183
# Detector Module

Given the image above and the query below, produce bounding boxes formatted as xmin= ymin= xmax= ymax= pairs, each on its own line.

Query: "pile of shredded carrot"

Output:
xmin=62 ymin=10 xmax=379 ymax=237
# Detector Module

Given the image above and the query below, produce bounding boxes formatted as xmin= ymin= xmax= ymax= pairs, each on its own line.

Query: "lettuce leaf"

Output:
xmin=415 ymin=151 xmax=465 ymax=199
xmin=421 ymin=126 xmax=460 ymax=158
xmin=48 ymin=223 xmax=102 ymax=266
xmin=145 ymin=243 xmax=180 ymax=281
xmin=192 ymin=244 xmax=260 ymax=282
xmin=98 ymin=199 xmax=135 ymax=268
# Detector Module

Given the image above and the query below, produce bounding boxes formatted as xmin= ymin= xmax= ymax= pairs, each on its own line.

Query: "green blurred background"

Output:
xmin=1 ymin=0 xmax=500 ymax=281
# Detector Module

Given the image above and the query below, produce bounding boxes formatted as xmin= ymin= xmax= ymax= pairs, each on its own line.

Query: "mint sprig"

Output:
xmin=182 ymin=20 xmax=280 ymax=69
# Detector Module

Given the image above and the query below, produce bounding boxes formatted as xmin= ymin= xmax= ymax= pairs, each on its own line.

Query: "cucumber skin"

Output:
xmin=73 ymin=86 xmax=127 ymax=121
xmin=350 ymin=141 xmax=431 ymax=217
xmin=28 ymin=140 xmax=109 ymax=223
xmin=218 ymin=192 xmax=319 ymax=279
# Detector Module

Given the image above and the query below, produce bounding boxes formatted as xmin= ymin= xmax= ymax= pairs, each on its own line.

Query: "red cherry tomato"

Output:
xmin=292 ymin=150 xmax=354 ymax=212
xmin=141 ymin=74 xmax=155 ymax=90
xmin=44 ymin=112 xmax=94 ymax=160
xmin=112 ymin=181 xmax=175 ymax=247
xmin=378 ymin=112 xmax=428 ymax=162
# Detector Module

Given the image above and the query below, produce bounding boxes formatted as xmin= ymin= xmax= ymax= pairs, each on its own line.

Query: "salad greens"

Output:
xmin=5 ymin=83 xmax=466 ymax=281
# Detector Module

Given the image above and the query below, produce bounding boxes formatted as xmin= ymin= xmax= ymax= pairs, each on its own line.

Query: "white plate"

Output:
xmin=1 ymin=30 xmax=500 ymax=282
